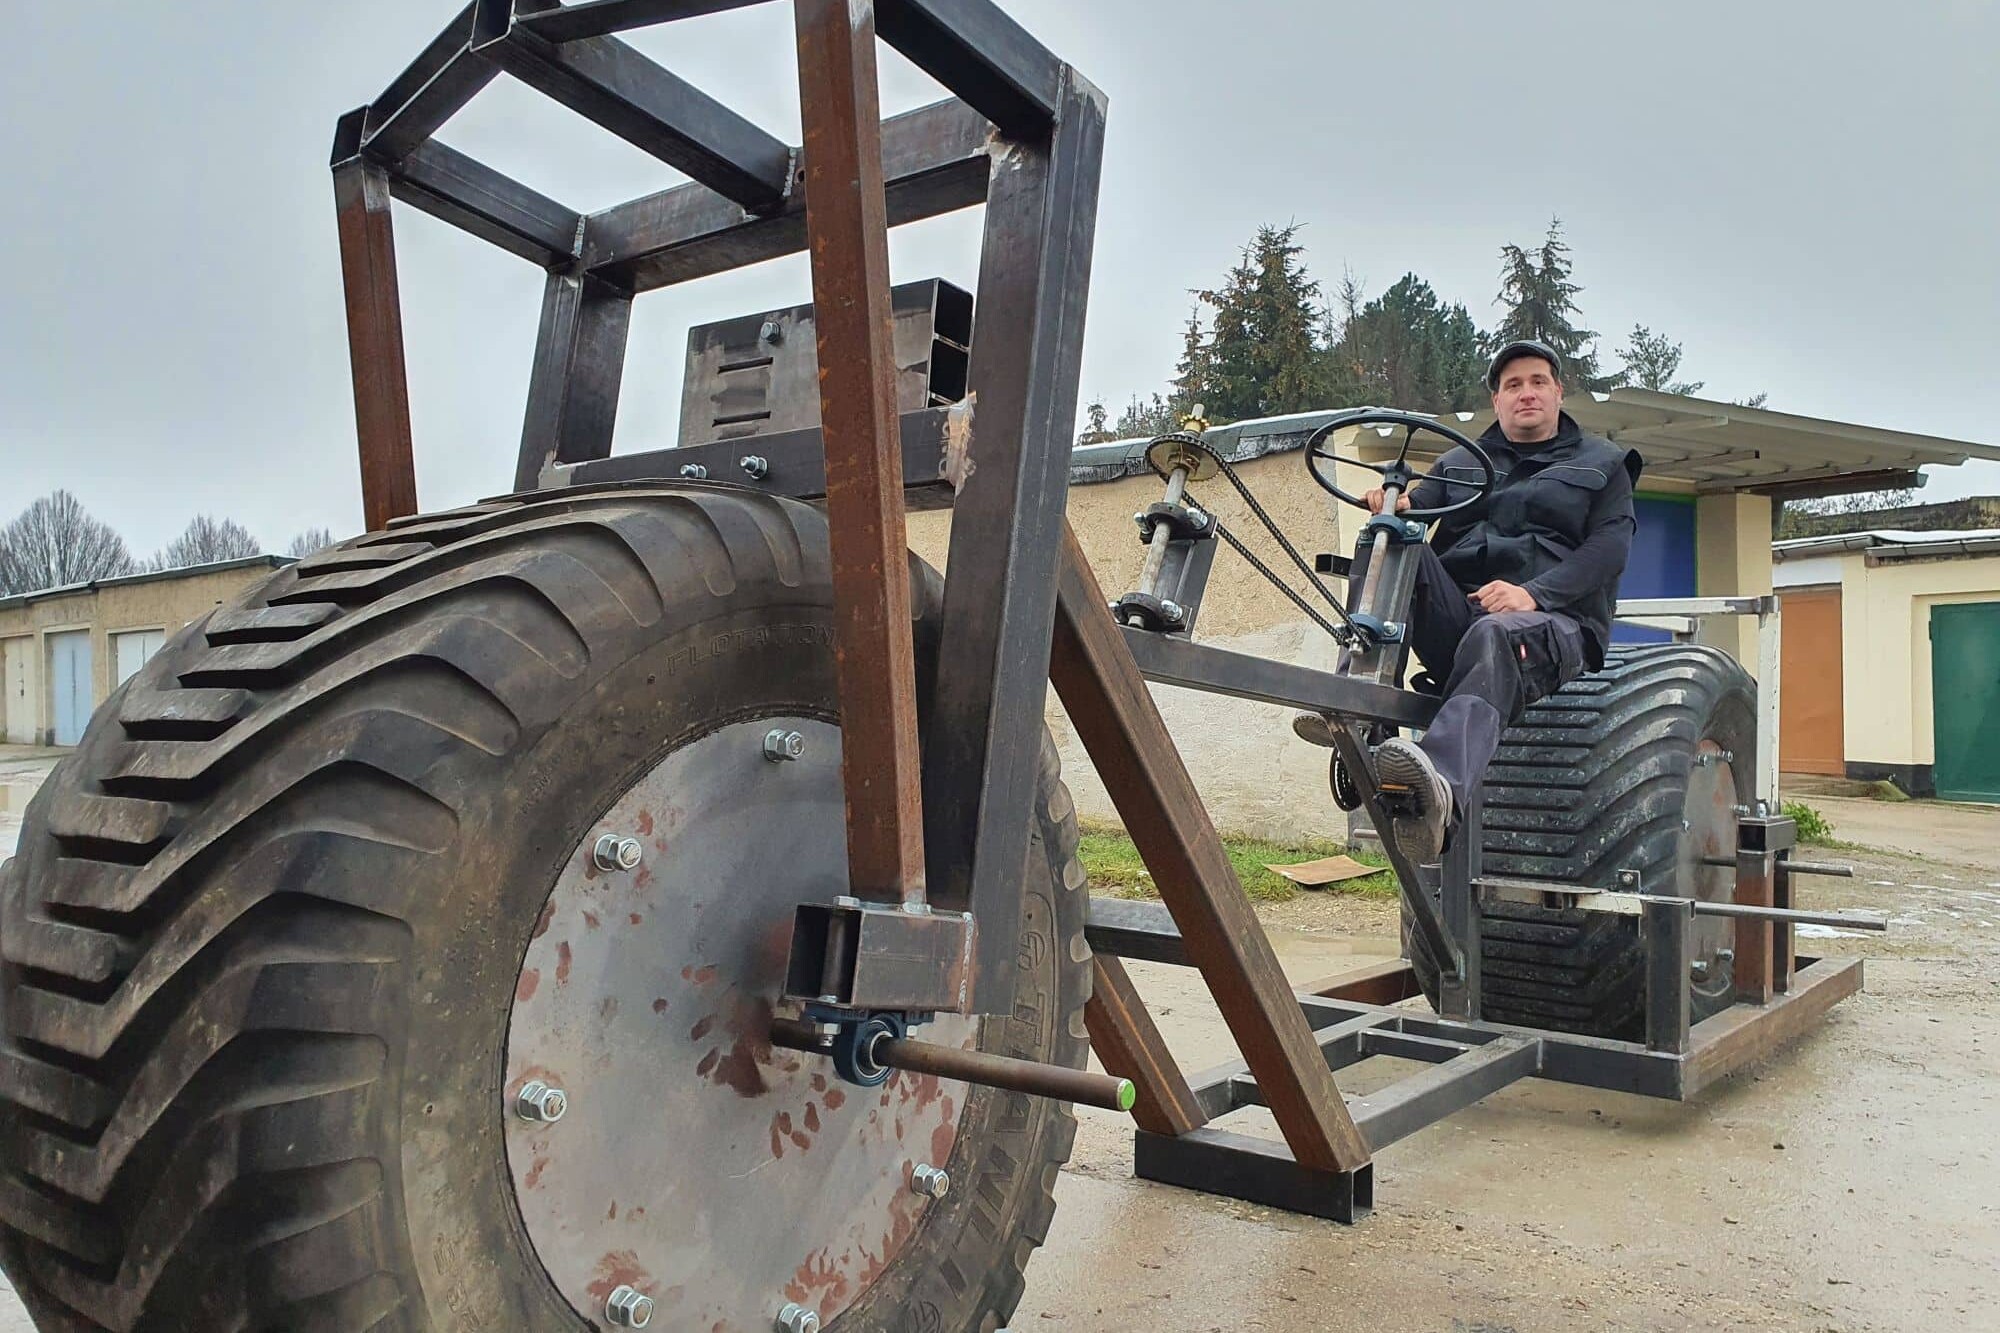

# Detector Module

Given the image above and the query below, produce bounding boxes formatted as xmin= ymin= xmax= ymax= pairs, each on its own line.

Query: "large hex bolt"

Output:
xmin=775 ymin=1303 xmax=820 ymax=1333
xmin=605 ymin=1285 xmax=655 ymax=1327
xmin=911 ymin=1164 xmax=951 ymax=1199
xmin=679 ymin=463 xmax=709 ymax=480
xmin=740 ymin=454 xmax=771 ymax=480
xmin=763 ymin=729 xmax=806 ymax=763
xmin=593 ymin=833 xmax=643 ymax=873
xmin=515 ymin=1080 xmax=568 ymax=1124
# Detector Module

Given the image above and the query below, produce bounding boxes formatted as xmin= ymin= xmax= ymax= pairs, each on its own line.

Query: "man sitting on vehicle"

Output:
xmin=1299 ymin=339 xmax=1642 ymax=865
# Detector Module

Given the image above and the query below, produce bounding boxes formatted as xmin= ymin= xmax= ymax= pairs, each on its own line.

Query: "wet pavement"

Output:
xmin=1 ymin=748 xmax=1992 ymax=1331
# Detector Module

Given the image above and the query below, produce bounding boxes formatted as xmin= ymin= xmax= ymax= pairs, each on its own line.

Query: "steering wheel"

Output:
xmin=1304 ymin=409 xmax=1497 ymax=521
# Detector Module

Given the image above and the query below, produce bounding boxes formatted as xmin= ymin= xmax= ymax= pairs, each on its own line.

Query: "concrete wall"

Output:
xmin=1837 ymin=551 xmax=2000 ymax=776
xmin=0 ymin=560 xmax=285 ymax=746
xmin=908 ymin=452 xmax=1363 ymax=842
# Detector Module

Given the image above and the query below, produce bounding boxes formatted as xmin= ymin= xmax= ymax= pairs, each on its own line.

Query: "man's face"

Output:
xmin=1492 ymin=356 xmax=1564 ymax=442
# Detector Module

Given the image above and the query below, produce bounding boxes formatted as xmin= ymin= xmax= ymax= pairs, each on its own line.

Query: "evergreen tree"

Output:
xmin=1340 ymin=274 xmax=1488 ymax=412
xmin=1618 ymin=325 xmax=1704 ymax=395
xmin=1491 ymin=218 xmax=1618 ymax=391
xmin=1076 ymin=400 xmax=1114 ymax=445
xmin=1170 ymin=307 xmax=1216 ymax=421
xmin=1185 ymin=224 xmax=1331 ymax=422
xmin=1113 ymin=394 xmax=1181 ymax=439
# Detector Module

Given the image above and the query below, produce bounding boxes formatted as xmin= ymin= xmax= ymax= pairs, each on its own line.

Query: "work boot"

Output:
xmin=1291 ymin=711 xmax=1337 ymax=748
xmin=1374 ymin=737 xmax=1453 ymax=866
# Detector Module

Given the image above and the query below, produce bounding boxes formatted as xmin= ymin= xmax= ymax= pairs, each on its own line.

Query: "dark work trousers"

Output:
xmin=1351 ymin=541 xmax=1587 ymax=815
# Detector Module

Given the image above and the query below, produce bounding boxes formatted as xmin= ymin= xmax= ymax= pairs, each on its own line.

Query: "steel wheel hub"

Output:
xmin=505 ymin=717 xmax=974 ymax=1329
xmin=1680 ymin=739 xmax=1742 ymax=1007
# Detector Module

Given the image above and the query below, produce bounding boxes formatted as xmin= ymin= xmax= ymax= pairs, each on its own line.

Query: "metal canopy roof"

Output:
xmin=1426 ymin=388 xmax=2000 ymax=498
xmin=1069 ymin=390 xmax=2000 ymax=501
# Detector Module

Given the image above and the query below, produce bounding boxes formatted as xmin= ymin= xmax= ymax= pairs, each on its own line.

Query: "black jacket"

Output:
xmin=1407 ymin=412 xmax=1641 ymax=668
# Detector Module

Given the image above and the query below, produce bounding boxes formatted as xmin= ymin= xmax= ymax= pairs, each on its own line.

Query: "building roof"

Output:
xmin=1774 ymin=528 xmax=2000 ymax=562
xmin=1071 ymin=389 xmax=2000 ymax=500
xmin=0 ymin=555 xmax=291 ymax=611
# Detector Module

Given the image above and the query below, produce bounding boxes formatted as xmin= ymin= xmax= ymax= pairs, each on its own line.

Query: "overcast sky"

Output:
xmin=5 ymin=0 xmax=1997 ymax=554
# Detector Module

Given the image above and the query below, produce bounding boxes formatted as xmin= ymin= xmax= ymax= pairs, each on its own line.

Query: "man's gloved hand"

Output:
xmin=1469 ymin=581 xmax=1537 ymax=613
xmin=1364 ymin=487 xmax=1413 ymax=514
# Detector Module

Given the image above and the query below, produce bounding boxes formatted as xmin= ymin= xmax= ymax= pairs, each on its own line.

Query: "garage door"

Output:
xmin=1931 ymin=602 xmax=2000 ymax=803
xmin=1779 ymin=587 xmax=1844 ymax=777
xmin=114 ymin=628 xmax=166 ymax=685
xmin=2 ymin=637 xmax=31 ymax=744
xmin=47 ymin=631 xmax=93 ymax=747
xmin=1612 ymin=495 xmax=1698 ymax=645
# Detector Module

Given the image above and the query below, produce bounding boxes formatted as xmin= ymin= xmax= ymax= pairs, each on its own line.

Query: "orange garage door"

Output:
xmin=1780 ymin=587 xmax=1844 ymax=776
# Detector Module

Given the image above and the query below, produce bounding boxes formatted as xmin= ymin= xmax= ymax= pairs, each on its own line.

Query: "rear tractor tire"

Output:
xmin=0 ymin=486 xmax=1090 ymax=1332
xmin=1406 ymin=644 xmax=1758 ymax=1040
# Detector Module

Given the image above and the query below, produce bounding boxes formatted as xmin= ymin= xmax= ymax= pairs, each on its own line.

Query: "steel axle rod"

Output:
xmin=1700 ymin=856 xmax=1855 ymax=877
xmin=1683 ymin=900 xmax=1886 ymax=931
xmin=771 ymin=1017 xmax=1138 ymax=1112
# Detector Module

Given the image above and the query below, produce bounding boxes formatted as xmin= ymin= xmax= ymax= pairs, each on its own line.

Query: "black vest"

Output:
xmin=1428 ymin=415 xmax=1640 ymax=660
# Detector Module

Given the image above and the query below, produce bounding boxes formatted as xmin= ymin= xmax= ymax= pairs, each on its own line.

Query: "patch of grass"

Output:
xmin=1865 ymin=778 xmax=1911 ymax=804
xmin=1783 ymin=799 xmax=1837 ymax=846
xmin=1076 ymin=819 xmax=1397 ymax=903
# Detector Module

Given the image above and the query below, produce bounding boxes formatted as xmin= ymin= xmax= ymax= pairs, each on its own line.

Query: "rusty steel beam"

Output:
xmin=579 ymin=97 xmax=994 ymax=293
xmin=514 ymin=271 xmax=634 ymax=490
xmin=793 ymin=0 xmax=927 ymax=904
xmin=519 ymin=0 xmax=776 ymax=43
xmin=1050 ymin=526 xmax=1371 ymax=1175
xmin=1084 ymin=954 xmax=1206 ymax=1137
xmin=920 ymin=69 xmax=1104 ymax=1014
xmin=360 ymin=3 xmax=498 ymax=162
xmin=474 ymin=0 xmax=793 ymax=210
xmin=333 ymin=114 xmax=419 ymax=530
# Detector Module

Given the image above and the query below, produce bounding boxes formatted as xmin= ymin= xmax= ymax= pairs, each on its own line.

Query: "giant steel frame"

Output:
xmin=335 ymin=0 xmax=1869 ymax=1222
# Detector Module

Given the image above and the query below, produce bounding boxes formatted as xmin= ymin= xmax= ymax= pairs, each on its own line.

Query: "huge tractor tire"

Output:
xmin=1406 ymin=644 xmax=1757 ymax=1040
xmin=0 ymin=485 xmax=1090 ymax=1332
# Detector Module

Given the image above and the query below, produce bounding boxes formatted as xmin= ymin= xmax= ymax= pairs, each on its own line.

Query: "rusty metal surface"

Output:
xmin=784 ymin=901 xmax=975 ymax=1011
xmin=794 ymin=0 xmax=927 ymax=906
xmin=1084 ymin=954 xmax=1206 ymax=1136
xmin=331 ymin=144 xmax=419 ymax=530
xmin=505 ymin=719 xmax=973 ymax=1328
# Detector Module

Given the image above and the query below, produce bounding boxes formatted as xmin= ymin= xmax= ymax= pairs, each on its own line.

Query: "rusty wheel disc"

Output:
xmin=505 ymin=717 xmax=975 ymax=1329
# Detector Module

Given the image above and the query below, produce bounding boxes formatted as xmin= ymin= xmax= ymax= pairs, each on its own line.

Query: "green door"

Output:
xmin=1931 ymin=602 xmax=2000 ymax=802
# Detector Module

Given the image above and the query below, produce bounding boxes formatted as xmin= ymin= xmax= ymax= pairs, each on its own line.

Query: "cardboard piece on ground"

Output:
xmin=1265 ymin=854 xmax=1378 ymax=887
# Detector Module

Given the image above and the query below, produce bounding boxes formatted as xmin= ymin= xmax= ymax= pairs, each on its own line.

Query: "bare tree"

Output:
xmin=285 ymin=527 xmax=337 ymax=559
xmin=0 ymin=490 xmax=137 ymax=594
xmin=151 ymin=515 xmax=263 ymax=571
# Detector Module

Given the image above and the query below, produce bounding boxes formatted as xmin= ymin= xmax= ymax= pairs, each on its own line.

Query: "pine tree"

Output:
xmin=1170 ymin=307 xmax=1215 ymax=421
xmin=1114 ymin=394 xmax=1181 ymax=439
xmin=1076 ymin=400 xmax=1114 ymax=445
xmin=1340 ymin=274 xmax=1488 ymax=412
xmin=1618 ymin=325 xmax=1704 ymax=395
xmin=1491 ymin=218 xmax=1618 ymax=391
xmin=1186 ymin=224 xmax=1332 ymax=422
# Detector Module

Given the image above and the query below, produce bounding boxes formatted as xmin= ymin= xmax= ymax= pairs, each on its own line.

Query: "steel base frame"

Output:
xmin=1086 ymin=893 xmax=1862 ymax=1221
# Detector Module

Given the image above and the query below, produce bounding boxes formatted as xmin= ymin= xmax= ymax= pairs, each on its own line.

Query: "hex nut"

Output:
xmin=679 ymin=463 xmax=709 ymax=480
xmin=740 ymin=454 xmax=770 ymax=480
xmin=763 ymin=728 xmax=806 ymax=762
xmin=776 ymin=1303 xmax=821 ymax=1333
xmin=593 ymin=833 xmax=643 ymax=873
xmin=515 ymin=1079 xmax=567 ymax=1124
xmin=910 ymin=1164 xmax=951 ymax=1199
xmin=606 ymin=1285 xmax=655 ymax=1327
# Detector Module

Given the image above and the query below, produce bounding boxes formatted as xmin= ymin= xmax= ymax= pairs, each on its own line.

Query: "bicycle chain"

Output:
xmin=1184 ymin=450 xmax=1359 ymax=641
